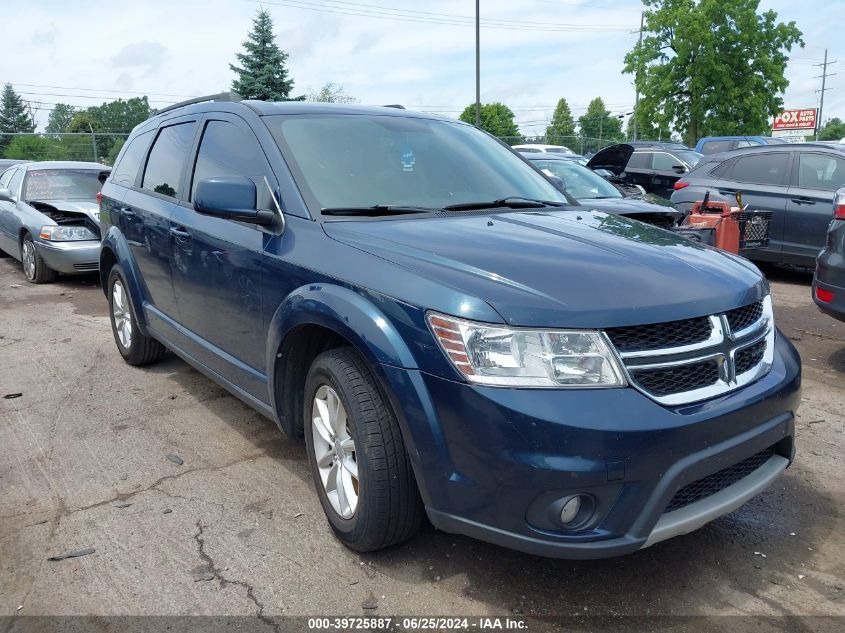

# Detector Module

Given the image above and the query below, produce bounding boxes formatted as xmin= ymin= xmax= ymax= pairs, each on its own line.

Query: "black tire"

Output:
xmin=107 ymin=266 xmax=166 ymax=366
xmin=21 ymin=235 xmax=57 ymax=284
xmin=304 ymin=347 xmax=423 ymax=552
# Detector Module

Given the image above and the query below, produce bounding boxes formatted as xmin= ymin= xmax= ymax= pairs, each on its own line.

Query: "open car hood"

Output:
xmin=587 ymin=144 xmax=634 ymax=175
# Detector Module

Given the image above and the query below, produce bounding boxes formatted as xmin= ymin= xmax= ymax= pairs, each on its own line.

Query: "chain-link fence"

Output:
xmin=0 ymin=132 xmax=130 ymax=165
xmin=497 ymin=135 xmax=626 ymax=156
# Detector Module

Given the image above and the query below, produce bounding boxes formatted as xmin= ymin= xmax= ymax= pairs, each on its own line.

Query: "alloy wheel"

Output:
xmin=22 ymin=241 xmax=36 ymax=280
xmin=112 ymin=280 xmax=133 ymax=349
xmin=311 ymin=385 xmax=359 ymax=518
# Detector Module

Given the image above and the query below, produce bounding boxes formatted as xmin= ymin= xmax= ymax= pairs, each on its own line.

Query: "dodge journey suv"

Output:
xmin=99 ymin=96 xmax=801 ymax=558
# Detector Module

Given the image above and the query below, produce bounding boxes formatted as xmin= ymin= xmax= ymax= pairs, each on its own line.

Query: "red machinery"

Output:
xmin=675 ymin=193 xmax=771 ymax=255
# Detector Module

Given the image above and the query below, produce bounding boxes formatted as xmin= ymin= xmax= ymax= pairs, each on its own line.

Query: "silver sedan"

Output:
xmin=0 ymin=161 xmax=109 ymax=283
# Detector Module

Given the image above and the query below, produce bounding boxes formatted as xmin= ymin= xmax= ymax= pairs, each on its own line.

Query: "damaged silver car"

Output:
xmin=0 ymin=161 xmax=108 ymax=283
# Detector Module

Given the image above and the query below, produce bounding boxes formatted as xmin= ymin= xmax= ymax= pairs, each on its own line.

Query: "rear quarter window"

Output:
xmin=142 ymin=122 xmax=198 ymax=199
xmin=111 ymin=131 xmax=153 ymax=188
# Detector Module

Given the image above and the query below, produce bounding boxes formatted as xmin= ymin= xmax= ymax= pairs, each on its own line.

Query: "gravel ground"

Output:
xmin=1 ymin=256 xmax=843 ymax=629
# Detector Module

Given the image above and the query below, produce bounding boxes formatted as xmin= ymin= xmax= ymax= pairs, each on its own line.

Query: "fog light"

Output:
xmin=560 ymin=496 xmax=582 ymax=524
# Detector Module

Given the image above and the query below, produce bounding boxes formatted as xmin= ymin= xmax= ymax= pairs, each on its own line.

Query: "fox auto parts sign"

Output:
xmin=773 ymin=109 xmax=818 ymax=131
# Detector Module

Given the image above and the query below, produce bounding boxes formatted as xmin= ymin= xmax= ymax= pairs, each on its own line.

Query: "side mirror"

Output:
xmin=0 ymin=188 xmax=14 ymax=203
xmin=672 ymin=164 xmax=688 ymax=174
xmin=194 ymin=176 xmax=275 ymax=226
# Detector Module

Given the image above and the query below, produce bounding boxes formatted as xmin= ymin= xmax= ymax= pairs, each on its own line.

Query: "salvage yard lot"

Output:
xmin=1 ymin=257 xmax=843 ymax=623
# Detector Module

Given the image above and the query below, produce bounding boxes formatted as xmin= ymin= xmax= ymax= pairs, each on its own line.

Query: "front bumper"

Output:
xmin=387 ymin=330 xmax=801 ymax=559
xmin=35 ymin=239 xmax=100 ymax=274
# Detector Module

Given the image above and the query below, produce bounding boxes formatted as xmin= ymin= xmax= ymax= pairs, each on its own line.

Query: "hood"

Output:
xmin=323 ymin=210 xmax=767 ymax=328
xmin=587 ymin=144 xmax=634 ymax=175
xmin=31 ymin=199 xmax=101 ymax=226
xmin=578 ymin=197 xmax=679 ymax=217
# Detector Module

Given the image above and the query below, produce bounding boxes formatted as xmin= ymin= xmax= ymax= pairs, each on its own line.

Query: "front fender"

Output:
xmin=266 ymin=283 xmax=419 ymax=379
xmin=100 ymin=226 xmax=150 ymax=333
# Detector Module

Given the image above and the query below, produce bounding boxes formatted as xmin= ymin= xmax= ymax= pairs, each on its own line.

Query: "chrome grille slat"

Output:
xmin=607 ymin=297 xmax=775 ymax=405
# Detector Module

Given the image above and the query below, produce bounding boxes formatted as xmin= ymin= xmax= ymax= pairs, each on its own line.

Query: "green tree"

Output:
xmin=231 ymin=9 xmax=302 ymax=101
xmin=545 ymin=98 xmax=576 ymax=144
xmin=626 ymin=109 xmax=672 ymax=141
xmin=578 ymin=97 xmax=623 ymax=151
xmin=66 ymin=111 xmax=106 ymax=161
xmin=459 ymin=102 xmax=520 ymax=139
xmin=306 ymin=82 xmax=358 ymax=104
xmin=45 ymin=103 xmax=77 ymax=134
xmin=4 ymin=135 xmax=64 ymax=161
xmin=818 ymin=117 xmax=845 ymax=141
xmin=624 ymin=0 xmax=803 ymax=146
xmin=106 ymin=138 xmax=126 ymax=166
xmin=87 ymin=97 xmax=151 ymax=134
xmin=0 ymin=84 xmax=35 ymax=154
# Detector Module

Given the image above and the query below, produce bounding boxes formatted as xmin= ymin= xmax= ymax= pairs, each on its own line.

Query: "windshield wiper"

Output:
xmin=321 ymin=205 xmax=434 ymax=217
xmin=442 ymin=197 xmax=565 ymax=211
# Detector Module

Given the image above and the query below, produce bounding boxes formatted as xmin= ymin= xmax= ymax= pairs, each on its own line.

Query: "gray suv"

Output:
xmin=671 ymin=144 xmax=845 ymax=266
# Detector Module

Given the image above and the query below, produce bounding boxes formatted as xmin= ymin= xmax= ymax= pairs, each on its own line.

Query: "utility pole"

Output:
xmin=813 ymin=49 xmax=837 ymax=141
xmin=475 ymin=0 xmax=481 ymax=127
xmin=633 ymin=11 xmax=645 ymax=141
xmin=87 ymin=122 xmax=98 ymax=162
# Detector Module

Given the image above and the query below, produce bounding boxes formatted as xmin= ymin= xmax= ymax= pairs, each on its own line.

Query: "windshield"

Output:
xmin=266 ymin=114 xmax=566 ymax=213
xmin=23 ymin=169 xmax=106 ymax=201
xmin=533 ymin=159 xmax=622 ymax=200
xmin=676 ymin=150 xmax=703 ymax=167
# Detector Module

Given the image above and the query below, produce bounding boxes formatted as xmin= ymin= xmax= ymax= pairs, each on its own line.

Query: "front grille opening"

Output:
xmin=735 ymin=339 xmax=767 ymax=375
xmin=665 ymin=447 xmax=776 ymax=513
xmin=726 ymin=301 xmax=763 ymax=334
xmin=630 ymin=359 xmax=720 ymax=397
xmin=606 ymin=316 xmax=712 ymax=353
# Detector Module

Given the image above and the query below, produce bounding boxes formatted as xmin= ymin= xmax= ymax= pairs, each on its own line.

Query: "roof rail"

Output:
xmin=150 ymin=92 xmax=242 ymax=118
xmin=382 ymin=104 xmax=405 ymax=109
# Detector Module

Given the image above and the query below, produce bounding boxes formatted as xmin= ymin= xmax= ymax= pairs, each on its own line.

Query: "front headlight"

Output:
xmin=39 ymin=225 xmax=98 ymax=241
xmin=428 ymin=312 xmax=627 ymax=388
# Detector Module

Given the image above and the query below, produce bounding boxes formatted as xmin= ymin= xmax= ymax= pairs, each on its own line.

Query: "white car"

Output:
xmin=512 ymin=143 xmax=574 ymax=154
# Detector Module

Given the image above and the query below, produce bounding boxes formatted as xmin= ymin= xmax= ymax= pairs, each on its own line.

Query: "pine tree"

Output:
xmin=545 ymin=98 xmax=576 ymax=144
xmin=0 ymin=84 xmax=35 ymax=154
xmin=230 ymin=9 xmax=301 ymax=101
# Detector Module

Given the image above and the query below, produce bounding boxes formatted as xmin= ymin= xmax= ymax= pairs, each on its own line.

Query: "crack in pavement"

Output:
xmin=193 ymin=521 xmax=280 ymax=632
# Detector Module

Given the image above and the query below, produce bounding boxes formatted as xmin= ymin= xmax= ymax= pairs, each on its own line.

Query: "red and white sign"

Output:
xmin=773 ymin=108 xmax=817 ymax=131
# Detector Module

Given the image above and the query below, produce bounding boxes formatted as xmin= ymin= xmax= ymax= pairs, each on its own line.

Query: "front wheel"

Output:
xmin=108 ymin=266 xmax=166 ymax=366
xmin=21 ymin=236 xmax=57 ymax=283
xmin=304 ymin=348 xmax=423 ymax=552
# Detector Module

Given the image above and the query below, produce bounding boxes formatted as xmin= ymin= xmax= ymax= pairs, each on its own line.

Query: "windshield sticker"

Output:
xmin=401 ymin=147 xmax=416 ymax=172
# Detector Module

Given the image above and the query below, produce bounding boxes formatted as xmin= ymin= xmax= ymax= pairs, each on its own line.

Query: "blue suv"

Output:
xmin=99 ymin=95 xmax=801 ymax=558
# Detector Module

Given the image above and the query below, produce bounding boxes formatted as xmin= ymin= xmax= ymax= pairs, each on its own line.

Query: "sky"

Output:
xmin=3 ymin=0 xmax=843 ymax=138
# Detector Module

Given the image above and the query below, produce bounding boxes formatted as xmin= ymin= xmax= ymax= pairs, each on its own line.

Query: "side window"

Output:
xmin=711 ymin=158 xmax=736 ymax=179
xmin=0 ymin=168 xmax=13 ymax=188
xmin=731 ymin=153 xmax=789 ymax=186
xmin=190 ymin=120 xmax=272 ymax=207
xmin=142 ymin=122 xmax=197 ymax=199
xmin=652 ymin=152 xmax=678 ymax=171
xmin=797 ymin=153 xmax=845 ymax=191
xmin=627 ymin=152 xmax=651 ymax=169
xmin=8 ymin=169 xmax=24 ymax=197
xmin=112 ymin=131 xmax=153 ymax=187
xmin=701 ymin=140 xmax=733 ymax=155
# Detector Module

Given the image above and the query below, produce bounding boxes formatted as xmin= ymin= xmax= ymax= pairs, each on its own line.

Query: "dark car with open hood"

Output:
xmin=588 ymin=143 xmax=703 ymax=199
xmin=98 ymin=95 xmax=800 ymax=559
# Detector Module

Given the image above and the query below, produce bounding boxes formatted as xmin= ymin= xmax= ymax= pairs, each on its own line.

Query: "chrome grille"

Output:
xmin=608 ymin=296 xmax=775 ymax=406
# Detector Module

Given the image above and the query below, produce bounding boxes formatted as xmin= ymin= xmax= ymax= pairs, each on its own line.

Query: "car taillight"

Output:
xmin=816 ymin=287 xmax=835 ymax=303
xmin=96 ymin=191 xmax=102 ymax=205
xmin=674 ymin=181 xmax=689 ymax=191
xmin=834 ymin=186 xmax=845 ymax=219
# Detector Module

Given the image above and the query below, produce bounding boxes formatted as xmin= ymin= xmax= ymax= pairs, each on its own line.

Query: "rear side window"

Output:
xmin=710 ymin=157 xmax=736 ymax=178
xmin=627 ymin=152 xmax=651 ymax=169
xmin=112 ymin=131 xmax=152 ymax=187
xmin=731 ymin=153 xmax=789 ymax=186
xmin=190 ymin=120 xmax=270 ymax=203
xmin=652 ymin=152 xmax=678 ymax=170
xmin=142 ymin=122 xmax=197 ymax=199
xmin=797 ymin=153 xmax=845 ymax=191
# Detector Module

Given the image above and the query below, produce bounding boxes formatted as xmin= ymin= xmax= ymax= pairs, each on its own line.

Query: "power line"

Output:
xmin=250 ymin=0 xmax=634 ymax=31
xmin=16 ymin=91 xmax=178 ymax=104
xmin=6 ymin=82 xmax=196 ymax=99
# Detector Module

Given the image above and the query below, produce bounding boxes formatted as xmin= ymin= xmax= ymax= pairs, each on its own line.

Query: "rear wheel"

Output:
xmin=304 ymin=348 xmax=423 ymax=552
xmin=108 ymin=266 xmax=166 ymax=365
xmin=21 ymin=235 xmax=57 ymax=284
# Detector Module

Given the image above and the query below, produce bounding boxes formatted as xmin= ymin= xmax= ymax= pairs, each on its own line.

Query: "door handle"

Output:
xmin=170 ymin=227 xmax=191 ymax=240
xmin=790 ymin=198 xmax=814 ymax=205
